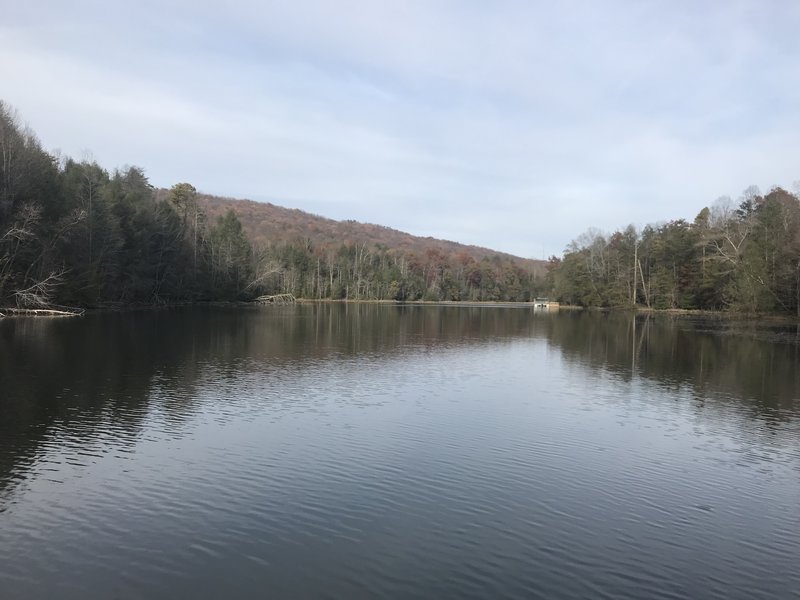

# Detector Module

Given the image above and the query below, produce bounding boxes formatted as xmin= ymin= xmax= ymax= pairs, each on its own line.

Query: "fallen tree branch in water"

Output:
xmin=0 ymin=307 xmax=84 ymax=317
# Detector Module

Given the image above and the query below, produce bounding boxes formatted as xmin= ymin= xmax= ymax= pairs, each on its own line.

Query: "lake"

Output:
xmin=1 ymin=305 xmax=799 ymax=599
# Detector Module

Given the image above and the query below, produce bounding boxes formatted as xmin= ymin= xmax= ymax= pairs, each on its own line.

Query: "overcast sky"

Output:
xmin=2 ymin=1 xmax=799 ymax=258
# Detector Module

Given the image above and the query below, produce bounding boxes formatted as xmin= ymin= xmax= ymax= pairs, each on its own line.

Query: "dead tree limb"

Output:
xmin=13 ymin=269 xmax=66 ymax=308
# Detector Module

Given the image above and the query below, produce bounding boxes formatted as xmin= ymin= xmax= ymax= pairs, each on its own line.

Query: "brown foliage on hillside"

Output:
xmin=193 ymin=193 xmax=545 ymax=275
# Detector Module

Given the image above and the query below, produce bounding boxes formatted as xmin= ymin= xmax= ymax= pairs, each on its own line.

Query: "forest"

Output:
xmin=0 ymin=101 xmax=541 ymax=309
xmin=4 ymin=99 xmax=798 ymax=315
xmin=549 ymin=186 xmax=800 ymax=315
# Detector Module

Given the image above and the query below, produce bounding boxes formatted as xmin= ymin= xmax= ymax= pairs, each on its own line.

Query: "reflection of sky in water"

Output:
xmin=0 ymin=306 xmax=799 ymax=599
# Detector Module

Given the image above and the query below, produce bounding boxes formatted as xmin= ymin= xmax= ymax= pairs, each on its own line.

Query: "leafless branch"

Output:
xmin=13 ymin=268 xmax=67 ymax=308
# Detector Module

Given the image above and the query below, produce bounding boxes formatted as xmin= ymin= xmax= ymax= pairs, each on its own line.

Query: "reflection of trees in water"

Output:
xmin=0 ymin=311 xmax=209 ymax=500
xmin=547 ymin=311 xmax=800 ymax=413
xmin=547 ymin=312 xmax=800 ymax=472
xmin=0 ymin=304 xmax=544 ymax=500
xmin=2 ymin=305 xmax=797 ymax=502
xmin=191 ymin=303 xmax=547 ymax=366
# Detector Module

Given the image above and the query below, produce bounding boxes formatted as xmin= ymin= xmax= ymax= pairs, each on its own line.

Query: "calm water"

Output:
xmin=1 ymin=305 xmax=799 ymax=599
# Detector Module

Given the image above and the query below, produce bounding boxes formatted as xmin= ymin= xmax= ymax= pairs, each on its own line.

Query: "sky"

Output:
xmin=2 ymin=1 xmax=799 ymax=258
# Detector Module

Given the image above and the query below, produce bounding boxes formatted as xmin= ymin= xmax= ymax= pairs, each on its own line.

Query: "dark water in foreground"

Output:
xmin=1 ymin=305 xmax=799 ymax=599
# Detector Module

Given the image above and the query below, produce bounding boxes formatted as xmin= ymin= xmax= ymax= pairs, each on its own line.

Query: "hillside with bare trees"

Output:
xmin=0 ymin=100 xmax=546 ymax=308
xmin=186 ymin=193 xmax=547 ymax=301
xmin=193 ymin=194 xmax=543 ymax=270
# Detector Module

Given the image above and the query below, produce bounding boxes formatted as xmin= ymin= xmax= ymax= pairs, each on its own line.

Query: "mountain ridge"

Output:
xmin=189 ymin=192 xmax=545 ymax=273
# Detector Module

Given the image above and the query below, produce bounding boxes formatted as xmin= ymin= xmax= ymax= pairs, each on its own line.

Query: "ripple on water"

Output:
xmin=1 ymin=312 xmax=799 ymax=600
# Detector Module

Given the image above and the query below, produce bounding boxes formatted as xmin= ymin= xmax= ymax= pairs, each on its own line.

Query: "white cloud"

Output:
xmin=1 ymin=1 xmax=799 ymax=257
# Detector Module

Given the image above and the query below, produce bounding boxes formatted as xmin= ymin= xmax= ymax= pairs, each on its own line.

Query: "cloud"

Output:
xmin=1 ymin=1 xmax=799 ymax=258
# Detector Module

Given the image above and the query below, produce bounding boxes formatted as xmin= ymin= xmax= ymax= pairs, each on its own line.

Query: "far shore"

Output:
xmin=2 ymin=299 xmax=798 ymax=324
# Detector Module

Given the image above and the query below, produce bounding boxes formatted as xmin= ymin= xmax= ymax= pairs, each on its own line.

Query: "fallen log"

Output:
xmin=0 ymin=307 xmax=85 ymax=317
xmin=255 ymin=294 xmax=296 ymax=305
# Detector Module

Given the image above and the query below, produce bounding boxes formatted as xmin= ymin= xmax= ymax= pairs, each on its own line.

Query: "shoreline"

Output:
xmin=2 ymin=299 xmax=798 ymax=324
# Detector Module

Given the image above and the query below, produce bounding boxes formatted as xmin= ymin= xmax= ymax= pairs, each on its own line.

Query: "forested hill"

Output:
xmin=184 ymin=193 xmax=547 ymax=302
xmin=3 ymin=95 xmax=797 ymax=314
xmin=0 ymin=100 xmax=546 ymax=309
xmin=190 ymin=193 xmax=542 ymax=270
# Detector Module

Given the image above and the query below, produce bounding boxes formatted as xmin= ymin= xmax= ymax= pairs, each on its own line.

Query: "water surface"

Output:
xmin=1 ymin=305 xmax=799 ymax=599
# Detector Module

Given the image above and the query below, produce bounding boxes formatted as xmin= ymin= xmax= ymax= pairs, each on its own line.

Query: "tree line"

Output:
xmin=549 ymin=185 xmax=800 ymax=315
xmin=0 ymin=101 xmax=542 ymax=308
xmin=0 ymin=101 xmax=255 ymax=308
xmin=5 ymin=99 xmax=798 ymax=313
xmin=249 ymin=239 xmax=539 ymax=302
